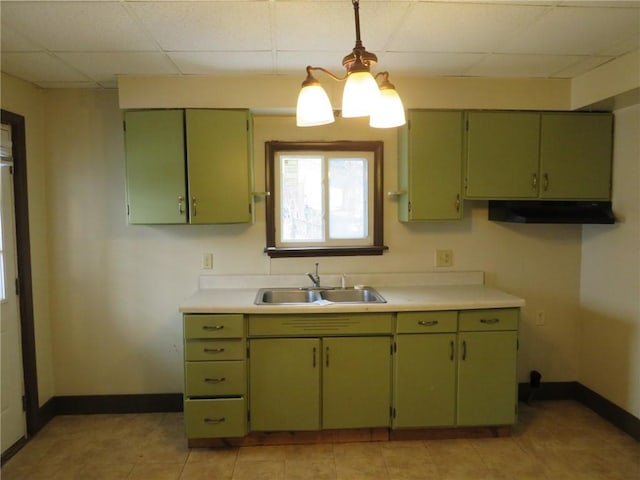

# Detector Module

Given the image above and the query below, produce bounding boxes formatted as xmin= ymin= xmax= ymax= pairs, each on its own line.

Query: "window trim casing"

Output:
xmin=264 ymin=141 xmax=386 ymax=258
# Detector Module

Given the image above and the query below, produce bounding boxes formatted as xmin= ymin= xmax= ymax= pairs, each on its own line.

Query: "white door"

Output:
xmin=0 ymin=123 xmax=26 ymax=453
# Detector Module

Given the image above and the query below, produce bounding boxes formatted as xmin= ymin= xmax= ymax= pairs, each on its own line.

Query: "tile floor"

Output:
xmin=2 ymin=400 xmax=638 ymax=480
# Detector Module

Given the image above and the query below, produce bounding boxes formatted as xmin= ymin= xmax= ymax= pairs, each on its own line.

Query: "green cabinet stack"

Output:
xmin=183 ymin=314 xmax=247 ymax=439
xmin=124 ymin=109 xmax=253 ymax=225
xmin=393 ymin=308 xmax=519 ymax=429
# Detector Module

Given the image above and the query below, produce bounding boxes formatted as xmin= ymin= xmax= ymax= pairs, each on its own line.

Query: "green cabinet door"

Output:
xmin=457 ymin=331 xmax=518 ymax=426
xmin=539 ymin=113 xmax=612 ymax=200
xmin=465 ymin=111 xmax=540 ymax=199
xmin=322 ymin=336 xmax=391 ymax=429
xmin=393 ymin=333 xmax=457 ymax=428
xmin=186 ymin=109 xmax=252 ymax=224
xmin=124 ymin=110 xmax=187 ymax=224
xmin=249 ymin=338 xmax=321 ymax=431
xmin=398 ymin=110 xmax=464 ymax=221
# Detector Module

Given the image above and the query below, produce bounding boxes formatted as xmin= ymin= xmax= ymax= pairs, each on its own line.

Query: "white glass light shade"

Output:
xmin=296 ymin=84 xmax=335 ymax=127
xmin=369 ymin=87 xmax=406 ymax=128
xmin=341 ymin=71 xmax=379 ymax=118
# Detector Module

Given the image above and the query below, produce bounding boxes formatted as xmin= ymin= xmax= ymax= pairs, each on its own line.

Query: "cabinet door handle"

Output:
xmin=450 ymin=340 xmax=454 ymax=361
xmin=462 ymin=340 xmax=467 ymax=361
xmin=203 ymin=348 xmax=225 ymax=354
xmin=543 ymin=173 xmax=549 ymax=191
xmin=192 ymin=196 xmax=197 ymax=216
xmin=312 ymin=347 xmax=317 ymax=368
xmin=418 ymin=320 xmax=439 ymax=327
xmin=480 ymin=318 xmax=500 ymax=324
xmin=325 ymin=346 xmax=330 ymax=367
xmin=532 ymin=173 xmax=538 ymax=189
xmin=202 ymin=325 xmax=224 ymax=331
xmin=204 ymin=417 xmax=225 ymax=424
xmin=178 ymin=195 xmax=184 ymax=214
xmin=204 ymin=377 xmax=226 ymax=384
xmin=454 ymin=194 xmax=460 ymax=212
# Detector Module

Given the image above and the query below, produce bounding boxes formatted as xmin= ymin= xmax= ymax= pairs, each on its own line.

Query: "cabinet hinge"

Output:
xmin=15 ymin=277 xmax=20 ymax=296
xmin=407 ymin=201 xmax=411 ymax=213
xmin=246 ymin=346 xmax=250 ymax=359
xmin=465 ymin=118 xmax=469 ymax=131
xmin=391 ymin=342 xmax=397 ymax=354
xmin=391 ymin=407 xmax=396 ymax=419
xmin=248 ymin=203 xmax=252 ymax=215
xmin=123 ymin=120 xmax=126 ymax=132
xmin=247 ymin=410 xmax=251 ymax=422
xmin=126 ymin=204 xmax=130 ymax=216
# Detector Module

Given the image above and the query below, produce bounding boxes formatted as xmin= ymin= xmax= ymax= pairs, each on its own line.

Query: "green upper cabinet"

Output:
xmin=124 ymin=109 xmax=187 ymax=224
xmin=398 ymin=110 xmax=464 ymax=221
xmin=464 ymin=111 xmax=540 ymax=199
xmin=464 ymin=111 xmax=613 ymax=201
xmin=186 ymin=109 xmax=253 ymax=224
xmin=124 ymin=108 xmax=253 ymax=225
xmin=539 ymin=113 xmax=612 ymax=200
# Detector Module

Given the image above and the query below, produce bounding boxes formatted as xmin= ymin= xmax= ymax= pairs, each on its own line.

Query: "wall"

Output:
xmin=579 ymin=103 xmax=640 ymax=417
xmin=0 ymin=73 xmax=55 ymax=407
xmin=42 ymin=85 xmax=585 ymax=396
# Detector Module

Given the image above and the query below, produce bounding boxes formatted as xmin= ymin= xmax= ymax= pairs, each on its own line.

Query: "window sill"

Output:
xmin=265 ymin=245 xmax=388 ymax=258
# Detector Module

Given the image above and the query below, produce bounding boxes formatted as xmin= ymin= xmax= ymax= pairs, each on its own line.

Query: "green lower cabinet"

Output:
xmin=393 ymin=333 xmax=457 ymax=428
xmin=249 ymin=338 xmax=321 ymax=431
xmin=322 ymin=336 xmax=392 ymax=429
xmin=248 ymin=336 xmax=391 ymax=431
xmin=456 ymin=331 xmax=518 ymax=426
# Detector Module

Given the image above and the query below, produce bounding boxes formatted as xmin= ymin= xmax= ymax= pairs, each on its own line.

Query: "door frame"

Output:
xmin=1 ymin=109 xmax=40 ymax=440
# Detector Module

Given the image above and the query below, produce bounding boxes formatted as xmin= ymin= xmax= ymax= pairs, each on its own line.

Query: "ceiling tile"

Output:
xmin=1 ymin=52 xmax=91 ymax=82
xmin=464 ymin=53 xmax=585 ymax=78
xmin=128 ymin=2 xmax=272 ymax=51
xmin=169 ymin=51 xmax=274 ymax=75
xmin=500 ymin=6 xmax=640 ymax=55
xmin=0 ymin=24 xmax=42 ymax=51
xmin=387 ymin=3 xmax=550 ymax=53
xmin=56 ymin=52 xmax=181 ymax=83
xmin=381 ymin=52 xmax=486 ymax=76
xmin=275 ymin=51 xmax=354 ymax=76
xmin=551 ymin=55 xmax=614 ymax=78
xmin=0 ymin=2 xmax=158 ymax=51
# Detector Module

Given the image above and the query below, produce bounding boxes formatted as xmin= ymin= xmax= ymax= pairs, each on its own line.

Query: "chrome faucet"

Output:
xmin=306 ymin=262 xmax=321 ymax=288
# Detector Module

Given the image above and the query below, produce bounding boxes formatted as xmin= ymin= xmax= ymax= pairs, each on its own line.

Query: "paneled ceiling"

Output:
xmin=1 ymin=0 xmax=639 ymax=89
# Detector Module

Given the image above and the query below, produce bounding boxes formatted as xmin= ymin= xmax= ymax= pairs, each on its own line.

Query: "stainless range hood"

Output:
xmin=488 ymin=200 xmax=615 ymax=224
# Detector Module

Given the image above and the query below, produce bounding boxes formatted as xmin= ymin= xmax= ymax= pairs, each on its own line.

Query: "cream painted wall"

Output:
xmin=42 ymin=87 xmax=585 ymax=396
xmin=579 ymin=104 xmax=640 ymax=417
xmin=0 ymin=73 xmax=55 ymax=407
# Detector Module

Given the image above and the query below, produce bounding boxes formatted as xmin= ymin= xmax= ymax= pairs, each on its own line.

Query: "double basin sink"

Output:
xmin=255 ymin=287 xmax=386 ymax=305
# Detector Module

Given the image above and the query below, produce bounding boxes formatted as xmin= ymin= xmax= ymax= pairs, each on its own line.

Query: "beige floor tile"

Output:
xmin=128 ymin=462 xmax=185 ymax=480
xmin=231 ymin=459 xmax=285 ymax=480
xmin=332 ymin=441 xmax=384 ymax=460
xmin=385 ymin=456 xmax=439 ymax=480
xmin=335 ymin=455 xmax=388 ymax=480
xmin=284 ymin=443 xmax=335 ymax=462
xmin=186 ymin=446 xmax=239 ymax=464
xmin=284 ymin=459 xmax=337 ymax=480
xmin=179 ymin=461 xmax=234 ymax=480
xmin=237 ymin=445 xmax=288 ymax=462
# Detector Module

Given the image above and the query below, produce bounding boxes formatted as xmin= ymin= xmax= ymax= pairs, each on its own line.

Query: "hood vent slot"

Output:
xmin=488 ymin=200 xmax=615 ymax=224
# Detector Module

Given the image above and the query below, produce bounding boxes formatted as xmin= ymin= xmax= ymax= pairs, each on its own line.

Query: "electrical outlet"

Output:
xmin=536 ymin=311 xmax=545 ymax=326
xmin=202 ymin=253 xmax=213 ymax=270
xmin=435 ymin=249 xmax=453 ymax=267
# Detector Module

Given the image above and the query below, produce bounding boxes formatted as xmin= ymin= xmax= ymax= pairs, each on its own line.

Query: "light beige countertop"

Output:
xmin=179 ymin=272 xmax=525 ymax=314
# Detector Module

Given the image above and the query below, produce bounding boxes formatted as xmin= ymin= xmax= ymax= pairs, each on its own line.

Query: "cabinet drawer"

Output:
xmin=248 ymin=313 xmax=393 ymax=336
xmin=458 ymin=308 xmax=518 ymax=331
xmin=184 ymin=314 xmax=244 ymax=339
xmin=184 ymin=398 xmax=247 ymax=438
xmin=185 ymin=338 xmax=246 ymax=361
xmin=396 ymin=311 xmax=457 ymax=333
xmin=185 ymin=361 xmax=246 ymax=397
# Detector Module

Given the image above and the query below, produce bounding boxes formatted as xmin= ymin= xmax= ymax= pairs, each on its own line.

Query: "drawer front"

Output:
xmin=458 ymin=308 xmax=519 ymax=331
xmin=185 ymin=338 xmax=246 ymax=361
xmin=248 ymin=313 xmax=393 ymax=337
xmin=185 ymin=361 xmax=246 ymax=397
xmin=184 ymin=314 xmax=245 ymax=339
xmin=396 ymin=311 xmax=458 ymax=333
xmin=184 ymin=398 xmax=247 ymax=438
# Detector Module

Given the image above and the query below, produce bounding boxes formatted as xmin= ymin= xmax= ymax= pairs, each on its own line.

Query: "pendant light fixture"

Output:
xmin=296 ymin=0 xmax=405 ymax=129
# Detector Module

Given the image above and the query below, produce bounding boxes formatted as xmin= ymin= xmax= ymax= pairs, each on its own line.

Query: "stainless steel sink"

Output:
xmin=255 ymin=287 xmax=386 ymax=305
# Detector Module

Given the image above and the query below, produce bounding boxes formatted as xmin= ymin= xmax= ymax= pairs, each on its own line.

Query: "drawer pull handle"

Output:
xmin=204 ymin=377 xmax=226 ymax=383
xmin=450 ymin=340 xmax=454 ymax=361
xmin=204 ymin=417 xmax=225 ymax=424
xmin=480 ymin=318 xmax=500 ymax=324
xmin=325 ymin=346 xmax=330 ymax=367
xmin=312 ymin=347 xmax=317 ymax=368
xmin=462 ymin=340 xmax=467 ymax=361
xmin=202 ymin=325 xmax=224 ymax=331
xmin=418 ymin=320 xmax=439 ymax=327
xmin=204 ymin=348 xmax=225 ymax=354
